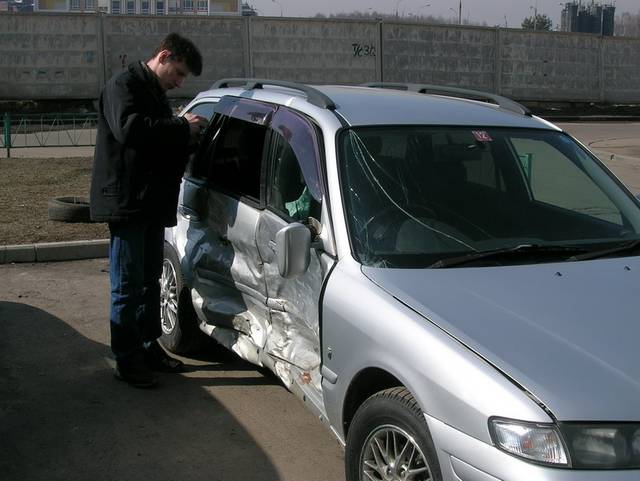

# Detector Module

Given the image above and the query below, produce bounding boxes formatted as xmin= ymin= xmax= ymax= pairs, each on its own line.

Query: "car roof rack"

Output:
xmin=210 ymin=78 xmax=337 ymax=111
xmin=362 ymin=82 xmax=532 ymax=117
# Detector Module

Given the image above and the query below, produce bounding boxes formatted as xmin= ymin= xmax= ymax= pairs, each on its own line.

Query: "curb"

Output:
xmin=0 ymin=239 xmax=109 ymax=264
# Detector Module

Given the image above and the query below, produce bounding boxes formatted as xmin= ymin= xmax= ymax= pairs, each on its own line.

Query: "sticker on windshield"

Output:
xmin=472 ymin=130 xmax=493 ymax=142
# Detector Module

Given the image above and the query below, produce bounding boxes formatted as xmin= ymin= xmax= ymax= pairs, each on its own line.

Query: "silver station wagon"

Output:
xmin=161 ymin=79 xmax=640 ymax=481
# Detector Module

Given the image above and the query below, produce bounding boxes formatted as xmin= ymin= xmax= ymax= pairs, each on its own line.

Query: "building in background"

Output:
xmin=560 ymin=1 xmax=615 ymax=36
xmin=240 ymin=1 xmax=255 ymax=16
xmin=1 ymin=0 xmax=35 ymax=11
xmin=33 ymin=0 xmax=242 ymax=14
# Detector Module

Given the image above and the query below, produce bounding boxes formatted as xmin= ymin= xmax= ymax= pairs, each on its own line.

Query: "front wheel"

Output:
xmin=159 ymin=243 xmax=205 ymax=354
xmin=345 ymin=387 xmax=442 ymax=481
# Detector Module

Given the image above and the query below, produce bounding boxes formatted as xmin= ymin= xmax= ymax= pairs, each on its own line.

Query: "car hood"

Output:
xmin=362 ymin=257 xmax=640 ymax=421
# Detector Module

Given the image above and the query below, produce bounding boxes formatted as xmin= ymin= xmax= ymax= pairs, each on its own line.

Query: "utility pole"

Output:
xmin=458 ymin=0 xmax=462 ymax=25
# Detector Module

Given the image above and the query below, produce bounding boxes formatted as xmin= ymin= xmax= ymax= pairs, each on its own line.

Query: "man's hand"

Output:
xmin=184 ymin=113 xmax=208 ymax=138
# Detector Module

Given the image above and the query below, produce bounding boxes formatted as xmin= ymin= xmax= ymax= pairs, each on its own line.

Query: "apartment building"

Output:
xmin=34 ymin=0 xmax=241 ymax=15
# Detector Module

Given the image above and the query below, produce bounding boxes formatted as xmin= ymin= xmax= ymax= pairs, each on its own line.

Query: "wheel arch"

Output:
xmin=342 ymin=367 xmax=407 ymax=437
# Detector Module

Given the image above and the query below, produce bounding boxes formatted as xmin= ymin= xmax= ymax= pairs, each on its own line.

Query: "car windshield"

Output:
xmin=339 ymin=126 xmax=640 ymax=268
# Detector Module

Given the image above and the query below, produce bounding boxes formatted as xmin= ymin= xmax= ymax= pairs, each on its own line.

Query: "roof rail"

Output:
xmin=362 ymin=82 xmax=532 ymax=117
xmin=210 ymin=78 xmax=336 ymax=110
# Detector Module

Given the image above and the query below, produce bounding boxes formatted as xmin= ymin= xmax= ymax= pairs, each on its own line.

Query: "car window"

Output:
xmin=185 ymin=101 xmax=217 ymax=120
xmin=510 ymin=137 xmax=622 ymax=225
xmin=268 ymin=132 xmax=321 ymax=222
xmin=267 ymin=109 xmax=323 ymax=222
xmin=269 ymin=108 xmax=323 ymax=202
xmin=193 ymin=116 xmax=267 ymax=201
xmin=181 ymin=101 xmax=218 ymax=178
xmin=340 ymin=127 xmax=640 ymax=268
xmin=443 ymin=133 xmax=504 ymax=190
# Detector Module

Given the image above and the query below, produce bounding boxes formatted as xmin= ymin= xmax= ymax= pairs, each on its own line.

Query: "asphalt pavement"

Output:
xmin=0 ymin=259 xmax=346 ymax=481
xmin=558 ymin=122 xmax=640 ymax=193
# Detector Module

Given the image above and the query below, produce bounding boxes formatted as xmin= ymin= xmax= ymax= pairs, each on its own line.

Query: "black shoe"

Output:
xmin=144 ymin=341 xmax=185 ymax=373
xmin=114 ymin=355 xmax=158 ymax=388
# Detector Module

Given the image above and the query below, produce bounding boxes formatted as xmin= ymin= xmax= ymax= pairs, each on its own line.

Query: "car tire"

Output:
xmin=47 ymin=196 xmax=92 ymax=223
xmin=159 ymin=243 xmax=205 ymax=354
xmin=345 ymin=387 xmax=443 ymax=481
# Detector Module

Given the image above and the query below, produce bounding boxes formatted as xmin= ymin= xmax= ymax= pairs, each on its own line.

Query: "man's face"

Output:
xmin=155 ymin=51 xmax=191 ymax=91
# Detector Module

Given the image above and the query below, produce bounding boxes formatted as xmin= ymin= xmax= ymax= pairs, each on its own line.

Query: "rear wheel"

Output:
xmin=160 ymin=243 xmax=205 ymax=354
xmin=345 ymin=387 xmax=442 ymax=481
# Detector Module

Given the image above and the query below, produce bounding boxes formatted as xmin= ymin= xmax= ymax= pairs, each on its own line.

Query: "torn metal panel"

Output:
xmin=186 ymin=189 xmax=269 ymax=349
xmin=197 ymin=317 xmax=263 ymax=367
xmin=256 ymin=207 xmax=332 ymax=396
xmin=266 ymin=310 xmax=321 ymax=385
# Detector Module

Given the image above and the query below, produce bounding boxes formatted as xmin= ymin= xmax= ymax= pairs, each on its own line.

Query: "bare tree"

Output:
xmin=315 ymin=10 xmax=489 ymax=26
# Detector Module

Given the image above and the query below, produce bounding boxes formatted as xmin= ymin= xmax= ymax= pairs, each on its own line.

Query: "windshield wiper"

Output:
xmin=566 ymin=239 xmax=640 ymax=262
xmin=429 ymin=244 xmax=588 ymax=269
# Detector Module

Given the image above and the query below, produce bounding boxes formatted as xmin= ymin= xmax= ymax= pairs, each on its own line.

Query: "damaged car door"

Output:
xmin=255 ymin=107 xmax=333 ymax=407
xmin=180 ymin=97 xmax=275 ymax=362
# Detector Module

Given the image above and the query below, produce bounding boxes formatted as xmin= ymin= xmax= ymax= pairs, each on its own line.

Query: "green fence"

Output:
xmin=1 ymin=113 xmax=98 ymax=157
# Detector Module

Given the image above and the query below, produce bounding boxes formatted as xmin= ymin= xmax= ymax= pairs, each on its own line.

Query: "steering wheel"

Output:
xmin=358 ymin=204 xmax=438 ymax=250
xmin=426 ymin=201 xmax=493 ymax=240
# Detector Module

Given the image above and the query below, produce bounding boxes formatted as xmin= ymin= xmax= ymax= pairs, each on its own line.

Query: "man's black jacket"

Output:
xmin=90 ymin=61 xmax=190 ymax=227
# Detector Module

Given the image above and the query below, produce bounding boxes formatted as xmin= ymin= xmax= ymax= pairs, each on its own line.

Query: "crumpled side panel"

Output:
xmin=256 ymin=209 xmax=329 ymax=396
xmin=263 ymin=250 xmax=324 ymax=363
xmin=186 ymin=189 xmax=269 ymax=349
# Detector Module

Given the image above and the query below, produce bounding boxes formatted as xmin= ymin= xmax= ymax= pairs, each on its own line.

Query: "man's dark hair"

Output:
xmin=152 ymin=32 xmax=203 ymax=76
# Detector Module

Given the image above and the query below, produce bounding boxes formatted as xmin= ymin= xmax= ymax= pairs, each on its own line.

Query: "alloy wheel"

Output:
xmin=160 ymin=258 xmax=178 ymax=335
xmin=360 ymin=425 xmax=432 ymax=481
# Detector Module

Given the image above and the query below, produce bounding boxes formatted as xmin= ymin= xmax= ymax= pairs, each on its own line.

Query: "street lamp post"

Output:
xmin=272 ymin=0 xmax=282 ymax=17
xmin=417 ymin=3 xmax=430 ymax=19
xmin=450 ymin=1 xmax=462 ymax=25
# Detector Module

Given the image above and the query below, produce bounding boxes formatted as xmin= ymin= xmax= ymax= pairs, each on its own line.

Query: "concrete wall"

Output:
xmin=602 ymin=36 xmax=640 ymax=103
xmin=249 ymin=18 xmax=379 ymax=84
xmin=1 ymin=12 xmax=640 ymax=103
xmin=382 ymin=23 xmax=497 ymax=92
xmin=0 ymin=13 xmax=101 ymax=99
xmin=102 ymin=15 xmax=248 ymax=98
xmin=499 ymin=30 xmax=601 ymax=102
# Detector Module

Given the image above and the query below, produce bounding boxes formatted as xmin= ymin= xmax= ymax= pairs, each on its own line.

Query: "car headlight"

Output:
xmin=560 ymin=423 xmax=640 ymax=469
xmin=489 ymin=418 xmax=569 ymax=466
xmin=490 ymin=418 xmax=640 ymax=469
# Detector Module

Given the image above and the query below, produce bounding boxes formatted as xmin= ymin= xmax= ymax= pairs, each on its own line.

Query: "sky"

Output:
xmin=249 ymin=0 xmax=639 ymax=28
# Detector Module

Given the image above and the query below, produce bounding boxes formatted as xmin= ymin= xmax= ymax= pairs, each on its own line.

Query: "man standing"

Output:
xmin=90 ymin=33 xmax=208 ymax=388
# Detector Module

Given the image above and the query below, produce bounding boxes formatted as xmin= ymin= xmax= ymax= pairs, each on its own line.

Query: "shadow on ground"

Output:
xmin=0 ymin=301 xmax=281 ymax=481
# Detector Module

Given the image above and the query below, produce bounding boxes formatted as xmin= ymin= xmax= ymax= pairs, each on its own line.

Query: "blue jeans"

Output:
xmin=108 ymin=221 xmax=165 ymax=361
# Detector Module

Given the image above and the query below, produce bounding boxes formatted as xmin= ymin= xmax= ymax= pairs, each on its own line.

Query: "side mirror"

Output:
xmin=276 ymin=223 xmax=311 ymax=279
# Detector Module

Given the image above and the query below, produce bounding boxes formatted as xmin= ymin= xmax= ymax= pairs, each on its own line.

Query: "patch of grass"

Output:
xmin=0 ymin=157 xmax=109 ymax=245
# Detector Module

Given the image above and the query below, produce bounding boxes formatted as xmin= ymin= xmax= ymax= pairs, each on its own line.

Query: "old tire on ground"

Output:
xmin=160 ymin=242 xmax=206 ymax=354
xmin=345 ymin=387 xmax=443 ymax=481
xmin=47 ymin=196 xmax=92 ymax=223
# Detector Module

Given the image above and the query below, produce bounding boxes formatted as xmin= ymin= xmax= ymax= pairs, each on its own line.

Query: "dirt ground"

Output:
xmin=0 ymin=157 xmax=108 ymax=245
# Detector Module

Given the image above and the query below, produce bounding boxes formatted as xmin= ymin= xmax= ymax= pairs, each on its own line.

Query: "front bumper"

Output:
xmin=426 ymin=414 xmax=640 ymax=481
